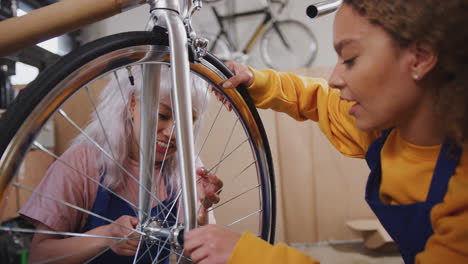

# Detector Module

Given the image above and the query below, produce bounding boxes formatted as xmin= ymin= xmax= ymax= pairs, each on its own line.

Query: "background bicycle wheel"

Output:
xmin=0 ymin=31 xmax=275 ymax=263
xmin=260 ymin=20 xmax=318 ymax=69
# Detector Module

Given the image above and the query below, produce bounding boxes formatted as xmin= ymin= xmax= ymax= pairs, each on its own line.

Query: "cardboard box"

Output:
xmin=347 ymin=219 xmax=394 ymax=249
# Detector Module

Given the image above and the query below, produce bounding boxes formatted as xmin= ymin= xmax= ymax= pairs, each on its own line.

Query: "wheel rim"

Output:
xmin=261 ymin=20 xmax=318 ymax=70
xmin=0 ymin=43 xmax=274 ymax=263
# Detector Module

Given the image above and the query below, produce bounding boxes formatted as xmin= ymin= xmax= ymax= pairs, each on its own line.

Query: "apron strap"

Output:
xmin=426 ymin=141 xmax=462 ymax=204
xmin=365 ymin=128 xmax=394 ymax=170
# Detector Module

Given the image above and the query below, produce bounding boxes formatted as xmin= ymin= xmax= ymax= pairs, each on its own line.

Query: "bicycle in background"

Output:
xmin=202 ymin=0 xmax=318 ymax=70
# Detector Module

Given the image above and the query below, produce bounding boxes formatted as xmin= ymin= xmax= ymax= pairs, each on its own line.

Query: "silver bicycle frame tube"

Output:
xmin=139 ymin=64 xmax=162 ymax=225
xmin=162 ymin=10 xmax=198 ymax=233
xmin=307 ymin=0 xmax=342 ymax=19
xmin=144 ymin=0 xmax=198 ymax=233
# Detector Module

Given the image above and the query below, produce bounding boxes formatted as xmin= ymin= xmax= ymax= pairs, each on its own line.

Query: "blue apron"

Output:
xmin=365 ymin=128 xmax=462 ymax=264
xmin=82 ymin=175 xmax=178 ymax=264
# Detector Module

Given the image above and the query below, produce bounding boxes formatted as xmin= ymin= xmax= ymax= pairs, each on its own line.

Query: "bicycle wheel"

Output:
xmin=0 ymin=31 xmax=275 ymax=263
xmin=260 ymin=19 xmax=318 ymax=70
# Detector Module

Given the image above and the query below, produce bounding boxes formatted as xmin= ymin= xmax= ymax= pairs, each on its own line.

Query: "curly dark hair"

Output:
xmin=343 ymin=0 xmax=468 ymax=146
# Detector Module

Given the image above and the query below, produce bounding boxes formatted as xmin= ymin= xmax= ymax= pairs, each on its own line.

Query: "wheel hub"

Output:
xmin=142 ymin=217 xmax=185 ymax=249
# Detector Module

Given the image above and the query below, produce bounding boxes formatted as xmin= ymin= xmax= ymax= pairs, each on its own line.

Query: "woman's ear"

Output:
xmin=408 ymin=43 xmax=438 ymax=80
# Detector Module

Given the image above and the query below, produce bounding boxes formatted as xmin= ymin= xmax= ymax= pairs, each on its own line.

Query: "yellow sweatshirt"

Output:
xmin=228 ymin=69 xmax=468 ymax=264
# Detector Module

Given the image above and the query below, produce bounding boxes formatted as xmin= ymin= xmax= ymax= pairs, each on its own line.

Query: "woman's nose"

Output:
xmin=160 ymin=120 xmax=176 ymax=137
xmin=328 ymin=64 xmax=346 ymax=90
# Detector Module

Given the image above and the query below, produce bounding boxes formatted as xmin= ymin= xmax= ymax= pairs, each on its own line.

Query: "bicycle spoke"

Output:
xmin=12 ymin=182 xmax=143 ymax=235
xmin=14 ymin=190 xmax=176 ymax=263
xmin=145 ymin=241 xmax=155 ymax=262
xmin=140 ymin=235 xmax=170 ymax=264
xmin=84 ymin=228 xmax=148 ymax=264
xmin=161 ymin=192 xmax=180 ymax=225
xmin=202 ymin=160 xmax=257 ymax=206
xmin=85 ymin=85 xmax=117 ymax=161
xmin=59 ymin=86 xmax=140 ymax=220
xmin=209 ymin=184 xmax=261 ymax=212
xmin=40 ymin=237 xmax=131 ymax=264
xmin=0 ymin=226 xmax=139 ymax=241
xmin=213 ymin=119 xmax=239 ymax=175
xmin=155 ymin=123 xmax=176 ymax=192
xmin=207 ymin=138 xmax=249 ymax=173
xmin=83 ymin=229 xmax=182 ymax=264
xmin=226 ymin=209 xmax=262 ymax=227
xmin=195 ymin=99 xmax=225 ymax=159
xmin=174 ymin=194 xmax=183 ymax=226
xmin=132 ymin=238 xmax=144 ymax=264
xmin=32 ymin=141 xmax=146 ymax=219
xmin=155 ymin=89 xmax=177 ymax=200
xmin=151 ymin=123 xmax=178 ymax=226
xmin=57 ymin=109 xmax=176 ymax=219
xmin=83 ymin=230 xmax=178 ymax=264
xmin=1 ymin=161 xmax=148 ymax=264
xmin=0 ymin=184 xmax=181 ymax=264
xmin=197 ymin=116 xmax=260 ymax=224
xmin=193 ymin=83 xmax=211 ymax=140
xmin=176 ymin=254 xmax=183 ymax=264
xmin=132 ymin=235 xmax=191 ymax=264
xmin=135 ymin=244 xmax=154 ymax=263
xmin=230 ymin=160 xmax=257 ymax=180
xmin=150 ymin=89 xmax=195 ymax=232
xmin=151 ymin=92 xmax=180 ymax=228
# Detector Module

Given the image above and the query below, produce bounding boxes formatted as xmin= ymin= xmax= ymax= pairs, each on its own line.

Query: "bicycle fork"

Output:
xmin=137 ymin=0 xmax=202 ymax=249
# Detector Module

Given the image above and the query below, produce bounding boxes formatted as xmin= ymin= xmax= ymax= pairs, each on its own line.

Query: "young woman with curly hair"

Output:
xmin=184 ymin=0 xmax=468 ymax=263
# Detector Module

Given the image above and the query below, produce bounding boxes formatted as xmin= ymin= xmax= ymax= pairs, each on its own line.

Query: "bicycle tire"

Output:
xmin=0 ymin=31 xmax=275 ymax=263
xmin=260 ymin=19 xmax=318 ymax=70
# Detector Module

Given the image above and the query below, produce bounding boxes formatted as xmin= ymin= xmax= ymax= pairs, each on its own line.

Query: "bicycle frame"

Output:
xmin=210 ymin=1 xmax=290 ymax=55
xmin=0 ymin=0 xmax=203 ymax=242
xmin=212 ymin=6 xmax=270 ymax=54
xmin=144 ymin=0 xmax=200 ymax=237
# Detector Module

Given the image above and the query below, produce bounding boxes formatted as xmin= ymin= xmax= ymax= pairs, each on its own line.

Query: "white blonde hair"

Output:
xmin=73 ymin=64 xmax=209 ymax=195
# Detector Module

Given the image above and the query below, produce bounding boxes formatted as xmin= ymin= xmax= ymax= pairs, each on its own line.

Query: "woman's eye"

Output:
xmin=343 ymin=57 xmax=357 ymax=67
xmin=159 ymin=113 xmax=170 ymax=120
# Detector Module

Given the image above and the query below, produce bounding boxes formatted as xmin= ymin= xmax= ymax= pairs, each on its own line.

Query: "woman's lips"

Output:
xmin=156 ymin=140 xmax=175 ymax=153
xmin=349 ymin=102 xmax=361 ymax=116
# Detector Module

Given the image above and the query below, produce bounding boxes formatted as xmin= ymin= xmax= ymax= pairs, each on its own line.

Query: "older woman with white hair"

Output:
xmin=20 ymin=65 xmax=221 ymax=263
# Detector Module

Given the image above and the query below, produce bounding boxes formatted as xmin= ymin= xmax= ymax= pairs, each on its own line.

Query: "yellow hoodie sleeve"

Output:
xmin=228 ymin=232 xmax=319 ymax=264
xmin=247 ymin=68 xmax=380 ymax=158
